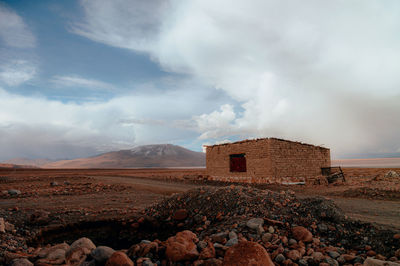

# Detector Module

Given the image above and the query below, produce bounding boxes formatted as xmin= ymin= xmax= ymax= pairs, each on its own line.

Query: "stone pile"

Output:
xmin=1 ymin=186 xmax=400 ymax=265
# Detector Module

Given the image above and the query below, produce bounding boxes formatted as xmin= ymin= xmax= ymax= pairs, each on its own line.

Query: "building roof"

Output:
xmin=204 ymin=137 xmax=329 ymax=150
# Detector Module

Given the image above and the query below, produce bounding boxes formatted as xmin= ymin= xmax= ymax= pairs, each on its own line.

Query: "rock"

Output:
xmin=324 ymin=257 xmax=339 ymax=266
xmin=105 ymin=251 xmax=134 ymax=266
xmin=0 ymin=217 xmax=5 ymax=233
xmin=210 ymin=232 xmax=228 ymax=243
xmin=312 ymin=252 xmax=325 ymax=262
xmin=69 ymin=237 xmax=96 ymax=253
xmin=9 ymin=258 xmax=33 ymax=266
xmin=203 ymin=258 xmax=223 ymax=265
xmin=198 ymin=240 xmax=208 ymax=250
xmin=199 ymin=241 xmax=215 ymax=260
xmin=66 ymin=237 xmax=96 ymax=265
xmin=384 ymin=171 xmax=399 ymax=178
xmin=225 ymin=238 xmax=238 ymax=247
xmin=65 ymin=247 xmax=88 ymax=266
xmin=256 ymin=225 xmax=265 ymax=235
xmin=229 ymin=231 xmax=238 ymax=240
xmin=298 ymin=258 xmax=308 ymax=266
xmin=5 ymin=221 xmax=15 ymax=232
xmin=268 ymin=226 xmax=274 ymax=234
xmin=292 ymin=226 xmax=313 ymax=242
xmin=165 ymin=230 xmax=199 ymax=262
xmin=223 ymin=241 xmax=274 ymax=266
xmin=91 ymin=246 xmax=115 ymax=264
xmin=46 ymin=249 xmax=66 ymax=260
xmin=246 ymin=218 xmax=264 ymax=230
xmin=395 ymin=249 xmax=400 ymax=258
xmin=363 ymin=258 xmax=400 ymax=266
xmin=38 ymin=243 xmax=69 ymax=258
xmin=337 ymin=255 xmax=346 ymax=264
xmin=8 ymin=189 xmax=21 ymax=195
xmin=173 ymin=209 xmax=188 ymax=221
xmin=275 ymin=254 xmax=286 ymax=263
xmin=50 ymin=181 xmax=59 ymax=186
xmin=288 ymin=238 xmax=297 ymax=246
xmin=343 ymin=254 xmax=356 ymax=262
xmin=262 ymin=233 xmax=273 ymax=243
xmin=142 ymin=259 xmax=155 ymax=266
xmin=287 ymin=250 xmax=301 ymax=261
xmin=328 ymin=251 xmax=340 ymax=259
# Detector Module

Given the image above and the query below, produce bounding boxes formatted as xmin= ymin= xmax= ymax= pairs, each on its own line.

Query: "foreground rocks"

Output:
xmin=1 ymin=186 xmax=400 ymax=265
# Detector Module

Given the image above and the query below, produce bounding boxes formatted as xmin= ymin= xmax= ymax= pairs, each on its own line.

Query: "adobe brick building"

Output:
xmin=205 ymin=138 xmax=330 ymax=183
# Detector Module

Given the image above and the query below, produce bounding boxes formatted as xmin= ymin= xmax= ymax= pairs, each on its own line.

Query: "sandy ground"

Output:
xmin=1 ymin=168 xmax=399 ymax=230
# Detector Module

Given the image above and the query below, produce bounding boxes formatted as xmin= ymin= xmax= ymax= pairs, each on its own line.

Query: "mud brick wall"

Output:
xmin=206 ymin=138 xmax=330 ymax=183
xmin=206 ymin=139 xmax=272 ymax=183
xmin=268 ymin=138 xmax=330 ymax=182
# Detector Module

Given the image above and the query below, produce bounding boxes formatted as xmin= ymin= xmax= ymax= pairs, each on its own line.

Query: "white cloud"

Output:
xmin=51 ymin=75 xmax=114 ymax=91
xmin=72 ymin=0 xmax=400 ymax=157
xmin=0 ymin=4 xmax=35 ymax=48
xmin=0 ymin=60 xmax=36 ymax=86
xmin=0 ymin=82 xmax=228 ymax=160
xmin=70 ymin=0 xmax=168 ymax=52
xmin=194 ymin=104 xmax=236 ymax=140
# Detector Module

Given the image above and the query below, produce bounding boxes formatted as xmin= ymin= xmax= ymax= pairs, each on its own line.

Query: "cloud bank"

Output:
xmin=72 ymin=0 xmax=400 ymax=157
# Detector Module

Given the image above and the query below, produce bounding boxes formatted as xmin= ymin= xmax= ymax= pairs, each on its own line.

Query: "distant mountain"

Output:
xmin=332 ymin=157 xmax=400 ymax=168
xmin=0 ymin=163 xmax=38 ymax=169
xmin=42 ymin=144 xmax=206 ymax=168
xmin=2 ymin=158 xmax=53 ymax=167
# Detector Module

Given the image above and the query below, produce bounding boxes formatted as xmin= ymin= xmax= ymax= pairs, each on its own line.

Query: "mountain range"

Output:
xmin=2 ymin=144 xmax=205 ymax=169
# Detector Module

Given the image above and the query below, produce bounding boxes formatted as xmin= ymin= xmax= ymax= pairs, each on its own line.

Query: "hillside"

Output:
xmin=42 ymin=144 xmax=205 ymax=168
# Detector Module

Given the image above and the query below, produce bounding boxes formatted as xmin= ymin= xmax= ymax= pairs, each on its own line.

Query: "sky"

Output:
xmin=0 ymin=0 xmax=399 ymax=161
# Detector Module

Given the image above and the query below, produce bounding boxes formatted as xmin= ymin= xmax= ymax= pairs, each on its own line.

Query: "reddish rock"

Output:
xmin=394 ymin=234 xmax=400 ymax=240
xmin=367 ymin=250 xmax=377 ymax=256
xmin=343 ymin=254 xmax=356 ymax=261
xmin=395 ymin=249 xmax=400 ymax=258
xmin=291 ymin=226 xmax=313 ymax=243
xmin=223 ymin=241 xmax=274 ymax=266
xmin=173 ymin=209 xmax=188 ymax=221
xmin=65 ymin=247 xmax=87 ymax=266
xmin=165 ymin=230 xmax=199 ymax=262
xmin=286 ymin=249 xmax=301 ymax=261
xmin=199 ymin=241 xmax=216 ymax=260
xmin=105 ymin=251 xmax=133 ymax=266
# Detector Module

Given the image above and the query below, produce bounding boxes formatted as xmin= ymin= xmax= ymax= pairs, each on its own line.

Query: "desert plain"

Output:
xmin=1 ymin=167 xmax=400 ymax=265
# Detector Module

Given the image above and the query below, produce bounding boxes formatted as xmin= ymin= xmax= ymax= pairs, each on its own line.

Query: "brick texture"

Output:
xmin=206 ymin=138 xmax=330 ymax=183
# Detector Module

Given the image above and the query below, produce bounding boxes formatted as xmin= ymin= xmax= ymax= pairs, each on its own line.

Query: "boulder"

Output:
xmin=165 ymin=230 xmax=199 ymax=262
xmin=105 ymin=251 xmax=134 ymax=266
xmin=9 ymin=258 xmax=33 ymax=266
xmin=91 ymin=246 xmax=115 ymax=264
xmin=68 ymin=237 xmax=96 ymax=253
xmin=223 ymin=241 xmax=274 ymax=266
xmin=292 ymin=226 xmax=313 ymax=242
xmin=173 ymin=209 xmax=188 ymax=221
xmin=246 ymin=218 xmax=264 ymax=230
xmin=8 ymin=189 xmax=21 ymax=195
xmin=65 ymin=237 xmax=96 ymax=266
xmin=363 ymin=258 xmax=400 ymax=266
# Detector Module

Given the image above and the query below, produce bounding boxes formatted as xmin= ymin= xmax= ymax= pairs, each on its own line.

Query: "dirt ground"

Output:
xmin=1 ymin=167 xmax=400 ymax=231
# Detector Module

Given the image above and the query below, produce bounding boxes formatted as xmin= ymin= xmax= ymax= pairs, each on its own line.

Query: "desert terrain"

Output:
xmin=1 ymin=167 xmax=400 ymax=265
